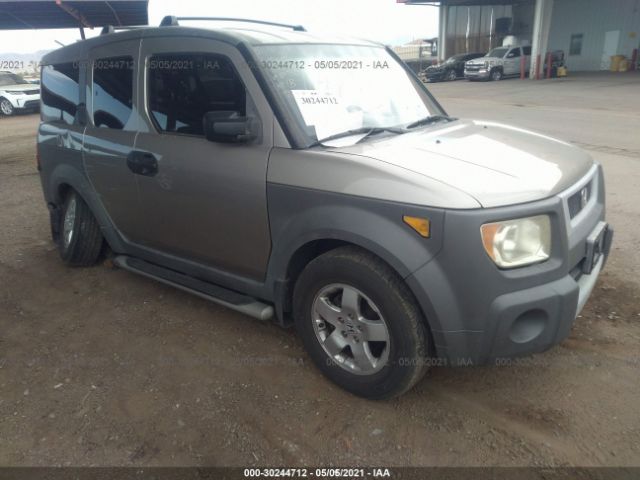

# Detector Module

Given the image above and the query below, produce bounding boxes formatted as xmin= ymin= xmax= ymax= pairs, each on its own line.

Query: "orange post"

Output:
xmin=546 ymin=52 xmax=552 ymax=79
xmin=520 ymin=55 xmax=526 ymax=79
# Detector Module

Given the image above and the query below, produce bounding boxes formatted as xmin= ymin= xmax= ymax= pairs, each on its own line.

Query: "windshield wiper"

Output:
xmin=405 ymin=114 xmax=456 ymax=129
xmin=309 ymin=126 xmax=406 ymax=147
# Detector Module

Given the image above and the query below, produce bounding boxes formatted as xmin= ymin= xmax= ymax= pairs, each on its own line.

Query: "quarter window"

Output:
xmin=147 ymin=53 xmax=247 ymax=136
xmin=41 ymin=63 xmax=79 ymax=125
xmin=92 ymin=56 xmax=134 ymax=129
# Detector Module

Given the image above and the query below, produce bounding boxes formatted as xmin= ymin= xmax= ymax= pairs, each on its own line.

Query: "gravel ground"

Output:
xmin=1 ymin=72 xmax=639 ymax=467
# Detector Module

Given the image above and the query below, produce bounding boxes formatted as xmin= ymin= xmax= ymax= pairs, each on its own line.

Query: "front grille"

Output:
xmin=567 ymin=181 xmax=592 ymax=219
xmin=24 ymin=89 xmax=40 ymax=95
xmin=466 ymin=65 xmax=480 ymax=72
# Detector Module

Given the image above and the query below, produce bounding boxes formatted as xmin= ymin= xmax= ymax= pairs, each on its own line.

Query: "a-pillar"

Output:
xmin=530 ymin=0 xmax=554 ymax=79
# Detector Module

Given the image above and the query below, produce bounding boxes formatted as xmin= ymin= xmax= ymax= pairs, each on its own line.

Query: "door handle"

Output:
xmin=127 ymin=150 xmax=158 ymax=177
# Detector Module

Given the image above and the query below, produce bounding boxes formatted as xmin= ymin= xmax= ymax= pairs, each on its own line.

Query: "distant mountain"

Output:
xmin=0 ymin=49 xmax=52 ymax=73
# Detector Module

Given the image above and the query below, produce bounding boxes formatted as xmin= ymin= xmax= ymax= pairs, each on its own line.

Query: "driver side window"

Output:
xmin=147 ymin=53 xmax=247 ymax=136
xmin=508 ymin=48 xmax=521 ymax=58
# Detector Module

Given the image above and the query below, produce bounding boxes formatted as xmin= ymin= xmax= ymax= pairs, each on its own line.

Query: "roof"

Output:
xmin=0 ymin=0 xmax=148 ymax=30
xmin=42 ymin=23 xmax=381 ymax=64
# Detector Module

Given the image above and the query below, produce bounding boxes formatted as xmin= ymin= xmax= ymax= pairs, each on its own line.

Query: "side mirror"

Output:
xmin=203 ymin=111 xmax=259 ymax=143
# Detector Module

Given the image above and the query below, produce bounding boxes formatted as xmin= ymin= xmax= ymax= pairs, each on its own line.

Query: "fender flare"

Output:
xmin=46 ymin=163 xmax=126 ymax=252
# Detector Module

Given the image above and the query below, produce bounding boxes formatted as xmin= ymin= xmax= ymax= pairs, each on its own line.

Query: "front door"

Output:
xmin=83 ymin=40 xmax=142 ymax=241
xmin=133 ymin=37 xmax=273 ymax=281
xmin=504 ymin=47 xmax=521 ymax=75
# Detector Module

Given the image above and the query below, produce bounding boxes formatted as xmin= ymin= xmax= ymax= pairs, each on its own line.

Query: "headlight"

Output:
xmin=4 ymin=90 xmax=22 ymax=95
xmin=480 ymin=215 xmax=551 ymax=268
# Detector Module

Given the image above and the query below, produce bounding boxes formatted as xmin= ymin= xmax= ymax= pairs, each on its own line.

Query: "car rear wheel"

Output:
xmin=293 ymin=246 xmax=430 ymax=399
xmin=0 ymin=98 xmax=14 ymax=116
xmin=446 ymin=69 xmax=457 ymax=81
xmin=57 ymin=191 xmax=104 ymax=266
xmin=490 ymin=69 xmax=503 ymax=81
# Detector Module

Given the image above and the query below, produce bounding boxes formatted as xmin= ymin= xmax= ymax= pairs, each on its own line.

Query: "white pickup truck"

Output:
xmin=464 ymin=45 xmax=532 ymax=81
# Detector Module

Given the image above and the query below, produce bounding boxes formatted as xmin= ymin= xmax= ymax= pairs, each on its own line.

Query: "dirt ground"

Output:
xmin=1 ymin=72 xmax=639 ymax=467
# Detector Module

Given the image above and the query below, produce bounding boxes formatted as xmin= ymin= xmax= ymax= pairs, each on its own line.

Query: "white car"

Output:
xmin=0 ymin=71 xmax=40 ymax=116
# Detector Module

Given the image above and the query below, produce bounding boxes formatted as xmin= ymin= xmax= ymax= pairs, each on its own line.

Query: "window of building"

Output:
xmin=147 ymin=53 xmax=247 ymax=136
xmin=41 ymin=63 xmax=80 ymax=125
xmin=569 ymin=34 xmax=583 ymax=56
xmin=92 ymin=56 xmax=134 ymax=129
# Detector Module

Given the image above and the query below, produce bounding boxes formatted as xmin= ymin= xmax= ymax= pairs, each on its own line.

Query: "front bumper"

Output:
xmin=406 ymin=164 xmax=612 ymax=365
xmin=424 ymin=71 xmax=446 ymax=82
xmin=7 ymin=94 xmax=40 ymax=110
xmin=464 ymin=69 xmax=490 ymax=79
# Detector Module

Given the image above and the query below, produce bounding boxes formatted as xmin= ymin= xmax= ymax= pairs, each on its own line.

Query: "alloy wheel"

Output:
xmin=0 ymin=99 xmax=13 ymax=115
xmin=312 ymin=283 xmax=390 ymax=375
xmin=62 ymin=195 xmax=77 ymax=248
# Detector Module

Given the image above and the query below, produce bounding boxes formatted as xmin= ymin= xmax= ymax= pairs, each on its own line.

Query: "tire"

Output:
xmin=446 ymin=69 xmax=457 ymax=81
xmin=293 ymin=246 xmax=430 ymax=399
xmin=490 ymin=69 xmax=503 ymax=81
xmin=0 ymin=98 xmax=15 ymax=116
xmin=57 ymin=191 xmax=104 ymax=266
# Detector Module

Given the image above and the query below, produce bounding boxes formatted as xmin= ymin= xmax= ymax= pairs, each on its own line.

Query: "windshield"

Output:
xmin=0 ymin=73 xmax=28 ymax=86
xmin=486 ymin=48 xmax=509 ymax=58
xmin=253 ymin=44 xmax=440 ymax=146
xmin=445 ymin=55 xmax=464 ymax=64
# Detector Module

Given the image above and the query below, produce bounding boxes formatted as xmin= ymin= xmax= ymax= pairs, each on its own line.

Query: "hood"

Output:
xmin=467 ymin=57 xmax=498 ymax=65
xmin=0 ymin=83 xmax=40 ymax=92
xmin=332 ymin=119 xmax=594 ymax=208
xmin=426 ymin=64 xmax=446 ymax=71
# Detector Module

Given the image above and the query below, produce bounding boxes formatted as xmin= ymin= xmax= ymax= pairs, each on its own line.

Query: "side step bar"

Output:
xmin=113 ymin=255 xmax=274 ymax=321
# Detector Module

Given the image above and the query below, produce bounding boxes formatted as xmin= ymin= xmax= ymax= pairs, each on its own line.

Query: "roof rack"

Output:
xmin=100 ymin=25 xmax=147 ymax=35
xmin=159 ymin=15 xmax=306 ymax=32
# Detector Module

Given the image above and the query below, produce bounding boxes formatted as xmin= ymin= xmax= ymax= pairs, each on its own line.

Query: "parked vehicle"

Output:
xmin=421 ymin=52 xmax=485 ymax=82
xmin=0 ymin=71 xmax=40 ymax=116
xmin=465 ymin=45 xmax=532 ymax=81
xmin=38 ymin=17 xmax=613 ymax=399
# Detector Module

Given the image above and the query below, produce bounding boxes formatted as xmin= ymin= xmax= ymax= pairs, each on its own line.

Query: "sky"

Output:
xmin=0 ymin=0 xmax=439 ymax=55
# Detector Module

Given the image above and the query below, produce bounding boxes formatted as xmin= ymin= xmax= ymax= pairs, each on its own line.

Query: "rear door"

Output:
xmin=83 ymin=39 xmax=142 ymax=241
xmin=132 ymin=36 xmax=273 ymax=281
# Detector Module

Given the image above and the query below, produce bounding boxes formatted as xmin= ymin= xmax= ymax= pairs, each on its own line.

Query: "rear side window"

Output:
xmin=147 ymin=53 xmax=246 ymax=136
xmin=41 ymin=63 xmax=79 ymax=125
xmin=92 ymin=56 xmax=134 ymax=129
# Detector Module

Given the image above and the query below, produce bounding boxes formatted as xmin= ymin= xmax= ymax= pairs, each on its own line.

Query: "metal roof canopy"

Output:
xmin=399 ymin=0 xmax=532 ymax=5
xmin=0 ymin=0 xmax=148 ymax=37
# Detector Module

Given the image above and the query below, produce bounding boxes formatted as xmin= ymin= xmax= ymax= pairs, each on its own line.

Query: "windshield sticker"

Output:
xmin=291 ymin=90 xmax=360 ymax=140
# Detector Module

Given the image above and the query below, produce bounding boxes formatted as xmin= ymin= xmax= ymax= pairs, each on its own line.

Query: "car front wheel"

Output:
xmin=490 ymin=69 xmax=503 ymax=81
xmin=447 ymin=69 xmax=457 ymax=81
xmin=0 ymin=98 xmax=15 ymax=116
xmin=293 ymin=246 xmax=430 ymax=399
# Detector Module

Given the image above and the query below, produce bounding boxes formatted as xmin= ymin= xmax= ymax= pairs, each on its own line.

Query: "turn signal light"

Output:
xmin=403 ymin=215 xmax=430 ymax=238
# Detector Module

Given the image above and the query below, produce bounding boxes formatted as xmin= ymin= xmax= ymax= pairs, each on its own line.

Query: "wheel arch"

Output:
xmin=45 ymin=164 xmax=126 ymax=252
xmin=273 ymin=236 xmax=438 ymax=356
